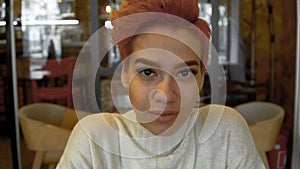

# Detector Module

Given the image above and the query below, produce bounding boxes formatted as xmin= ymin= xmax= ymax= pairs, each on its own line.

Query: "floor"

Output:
xmin=0 ymin=135 xmax=13 ymax=169
xmin=0 ymin=123 xmax=32 ymax=169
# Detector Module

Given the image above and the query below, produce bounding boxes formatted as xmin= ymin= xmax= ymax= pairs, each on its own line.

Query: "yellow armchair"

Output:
xmin=235 ymin=101 xmax=285 ymax=169
xmin=18 ymin=103 xmax=88 ymax=169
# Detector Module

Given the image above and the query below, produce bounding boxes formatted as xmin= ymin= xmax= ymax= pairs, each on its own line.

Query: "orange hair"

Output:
xmin=110 ymin=0 xmax=211 ymax=61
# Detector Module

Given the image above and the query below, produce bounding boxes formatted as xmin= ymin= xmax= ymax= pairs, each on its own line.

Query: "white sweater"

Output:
xmin=57 ymin=105 xmax=265 ymax=169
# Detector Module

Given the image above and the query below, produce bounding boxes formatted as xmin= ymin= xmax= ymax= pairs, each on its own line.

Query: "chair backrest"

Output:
xmin=19 ymin=103 xmax=66 ymax=126
xmin=18 ymin=103 xmax=71 ymax=151
xmin=31 ymin=57 xmax=77 ymax=107
xmin=235 ymin=101 xmax=284 ymax=125
xmin=42 ymin=57 xmax=75 ymax=78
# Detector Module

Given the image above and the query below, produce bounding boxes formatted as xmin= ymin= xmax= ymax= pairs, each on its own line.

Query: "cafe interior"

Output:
xmin=0 ymin=0 xmax=299 ymax=168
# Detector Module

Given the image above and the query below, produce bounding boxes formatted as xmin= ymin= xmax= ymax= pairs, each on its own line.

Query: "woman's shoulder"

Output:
xmin=199 ymin=104 xmax=247 ymax=127
xmin=77 ymin=112 xmax=128 ymax=131
xmin=196 ymin=104 xmax=250 ymax=143
xmin=69 ymin=112 xmax=128 ymax=146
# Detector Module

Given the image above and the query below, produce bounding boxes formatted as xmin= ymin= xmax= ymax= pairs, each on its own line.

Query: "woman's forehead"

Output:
xmin=123 ymin=23 xmax=205 ymax=68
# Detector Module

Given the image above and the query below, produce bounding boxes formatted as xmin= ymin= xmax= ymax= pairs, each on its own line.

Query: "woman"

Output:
xmin=57 ymin=0 xmax=265 ymax=168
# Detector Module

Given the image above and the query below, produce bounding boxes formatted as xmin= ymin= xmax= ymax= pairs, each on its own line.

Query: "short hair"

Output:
xmin=110 ymin=0 xmax=211 ymax=64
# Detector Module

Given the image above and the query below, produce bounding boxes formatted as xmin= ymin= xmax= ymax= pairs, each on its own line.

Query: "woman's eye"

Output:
xmin=180 ymin=70 xmax=191 ymax=77
xmin=178 ymin=70 xmax=192 ymax=77
xmin=140 ymin=69 xmax=155 ymax=77
xmin=177 ymin=69 xmax=198 ymax=78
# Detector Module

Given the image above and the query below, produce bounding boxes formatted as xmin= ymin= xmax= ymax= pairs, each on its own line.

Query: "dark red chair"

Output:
xmin=31 ymin=57 xmax=76 ymax=108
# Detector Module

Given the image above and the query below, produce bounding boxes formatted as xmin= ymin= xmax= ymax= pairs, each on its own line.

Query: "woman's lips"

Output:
xmin=148 ymin=110 xmax=179 ymax=122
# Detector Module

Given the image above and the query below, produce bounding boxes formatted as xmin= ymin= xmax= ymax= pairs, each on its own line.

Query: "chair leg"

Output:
xmin=32 ymin=151 xmax=44 ymax=169
xmin=48 ymin=164 xmax=56 ymax=169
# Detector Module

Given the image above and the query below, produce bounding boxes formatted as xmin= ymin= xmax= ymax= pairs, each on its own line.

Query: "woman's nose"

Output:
xmin=152 ymin=75 xmax=178 ymax=103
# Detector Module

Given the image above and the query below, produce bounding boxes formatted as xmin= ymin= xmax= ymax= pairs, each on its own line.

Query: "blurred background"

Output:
xmin=0 ymin=0 xmax=298 ymax=168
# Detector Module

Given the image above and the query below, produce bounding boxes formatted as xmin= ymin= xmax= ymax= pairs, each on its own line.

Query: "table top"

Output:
xmin=18 ymin=70 xmax=50 ymax=80
xmin=17 ymin=57 xmax=49 ymax=80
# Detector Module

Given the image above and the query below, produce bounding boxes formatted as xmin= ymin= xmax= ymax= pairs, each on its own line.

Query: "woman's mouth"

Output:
xmin=148 ymin=110 xmax=179 ymax=122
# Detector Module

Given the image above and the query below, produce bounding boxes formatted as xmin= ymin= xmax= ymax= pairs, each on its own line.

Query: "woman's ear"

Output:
xmin=121 ymin=63 xmax=129 ymax=88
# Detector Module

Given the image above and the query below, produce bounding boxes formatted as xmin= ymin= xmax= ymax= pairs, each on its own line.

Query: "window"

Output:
xmin=198 ymin=0 xmax=240 ymax=65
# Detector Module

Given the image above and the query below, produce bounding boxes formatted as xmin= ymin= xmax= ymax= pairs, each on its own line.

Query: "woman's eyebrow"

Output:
xmin=134 ymin=58 xmax=199 ymax=69
xmin=175 ymin=60 xmax=200 ymax=69
xmin=134 ymin=58 xmax=161 ymax=68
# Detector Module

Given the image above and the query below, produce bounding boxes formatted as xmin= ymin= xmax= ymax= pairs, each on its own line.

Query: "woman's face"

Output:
xmin=121 ymin=32 xmax=205 ymax=135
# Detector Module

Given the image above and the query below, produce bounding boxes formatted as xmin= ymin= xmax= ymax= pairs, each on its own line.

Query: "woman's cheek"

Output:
xmin=129 ymin=85 xmax=151 ymax=111
xmin=179 ymin=83 xmax=199 ymax=108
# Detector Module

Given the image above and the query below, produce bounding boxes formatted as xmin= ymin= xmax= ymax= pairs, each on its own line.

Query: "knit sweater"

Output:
xmin=57 ymin=105 xmax=265 ymax=169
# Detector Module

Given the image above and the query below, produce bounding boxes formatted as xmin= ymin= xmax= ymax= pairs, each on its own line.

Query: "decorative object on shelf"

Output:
xmin=21 ymin=0 xmax=79 ymax=60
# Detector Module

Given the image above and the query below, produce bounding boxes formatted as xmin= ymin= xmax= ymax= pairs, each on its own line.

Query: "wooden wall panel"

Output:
xmin=241 ymin=0 xmax=296 ymax=168
xmin=274 ymin=1 xmax=296 ymax=168
xmin=75 ymin=0 xmax=90 ymax=40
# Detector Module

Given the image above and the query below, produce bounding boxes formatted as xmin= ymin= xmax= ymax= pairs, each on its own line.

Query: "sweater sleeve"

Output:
xmin=56 ymin=121 xmax=93 ymax=169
